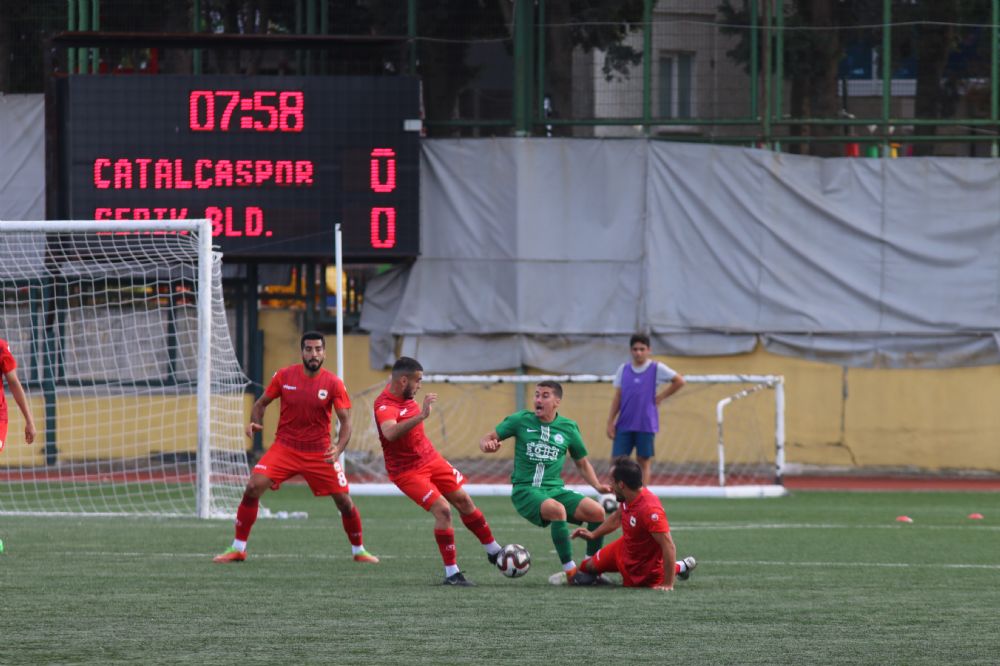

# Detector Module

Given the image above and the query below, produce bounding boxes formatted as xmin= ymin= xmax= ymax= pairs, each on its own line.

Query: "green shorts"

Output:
xmin=511 ymin=485 xmax=588 ymax=528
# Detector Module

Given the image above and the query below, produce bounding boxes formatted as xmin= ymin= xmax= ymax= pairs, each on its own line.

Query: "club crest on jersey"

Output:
xmin=318 ymin=389 xmax=328 ymax=399
xmin=629 ymin=516 xmax=637 ymax=527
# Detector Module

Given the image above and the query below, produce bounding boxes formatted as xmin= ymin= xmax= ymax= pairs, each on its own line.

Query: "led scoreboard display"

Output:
xmin=55 ymin=74 xmax=421 ymax=259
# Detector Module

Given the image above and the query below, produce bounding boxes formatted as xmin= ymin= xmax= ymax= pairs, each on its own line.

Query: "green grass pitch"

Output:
xmin=2 ymin=490 xmax=999 ymax=665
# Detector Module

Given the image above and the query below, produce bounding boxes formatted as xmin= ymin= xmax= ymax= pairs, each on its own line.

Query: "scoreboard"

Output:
xmin=54 ymin=74 xmax=421 ymax=260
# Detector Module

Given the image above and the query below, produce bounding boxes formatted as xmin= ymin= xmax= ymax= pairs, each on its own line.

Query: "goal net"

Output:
xmin=0 ymin=220 xmax=250 ymax=517
xmin=345 ymin=374 xmax=785 ymax=498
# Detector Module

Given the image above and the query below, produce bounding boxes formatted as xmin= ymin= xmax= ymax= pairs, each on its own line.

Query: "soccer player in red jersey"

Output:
xmin=570 ymin=456 xmax=696 ymax=590
xmin=374 ymin=356 xmax=504 ymax=586
xmin=214 ymin=331 xmax=378 ymax=563
xmin=0 ymin=338 xmax=37 ymax=454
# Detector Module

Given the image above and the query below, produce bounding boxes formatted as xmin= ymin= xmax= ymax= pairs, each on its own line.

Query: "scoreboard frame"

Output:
xmin=50 ymin=73 xmax=422 ymax=261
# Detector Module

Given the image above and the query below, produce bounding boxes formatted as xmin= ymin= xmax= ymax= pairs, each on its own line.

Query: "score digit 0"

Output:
xmin=370 ymin=148 xmax=397 ymax=249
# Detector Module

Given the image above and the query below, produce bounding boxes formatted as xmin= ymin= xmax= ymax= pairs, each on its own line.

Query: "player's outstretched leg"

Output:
xmin=547 ymin=520 xmax=578 ymax=585
xmin=332 ymin=493 xmax=379 ymax=563
xmin=451 ymin=494 xmax=502 ymax=566
xmin=213 ymin=491 xmax=259 ymax=562
xmin=676 ymin=555 xmax=697 ymax=581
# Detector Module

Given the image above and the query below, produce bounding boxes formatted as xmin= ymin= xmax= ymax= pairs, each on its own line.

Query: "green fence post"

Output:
xmin=90 ymin=0 xmax=99 ymax=73
xmin=992 ymin=0 xmax=998 ymax=156
xmin=68 ymin=0 xmax=77 ymax=73
xmin=408 ymin=0 xmax=418 ymax=76
xmin=881 ymin=0 xmax=891 ymax=157
xmin=642 ymin=0 xmax=652 ymax=133
xmin=774 ymin=0 xmax=784 ymax=151
xmin=513 ymin=0 xmax=533 ymax=136
xmin=77 ymin=0 xmax=90 ymax=74
xmin=749 ymin=0 xmax=758 ymax=132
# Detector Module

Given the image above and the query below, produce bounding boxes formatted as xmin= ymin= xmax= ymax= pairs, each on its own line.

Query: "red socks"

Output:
xmin=460 ymin=508 xmax=495 ymax=545
xmin=434 ymin=528 xmax=458 ymax=566
xmin=234 ymin=494 xmax=260 ymax=541
xmin=341 ymin=505 xmax=364 ymax=546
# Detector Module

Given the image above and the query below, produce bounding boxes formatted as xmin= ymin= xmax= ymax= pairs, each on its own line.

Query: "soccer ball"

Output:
xmin=495 ymin=543 xmax=531 ymax=578
xmin=598 ymin=493 xmax=619 ymax=514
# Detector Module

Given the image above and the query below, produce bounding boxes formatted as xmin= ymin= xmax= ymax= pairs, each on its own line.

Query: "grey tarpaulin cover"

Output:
xmin=362 ymin=139 xmax=1000 ymax=372
xmin=0 ymin=95 xmax=45 ymax=221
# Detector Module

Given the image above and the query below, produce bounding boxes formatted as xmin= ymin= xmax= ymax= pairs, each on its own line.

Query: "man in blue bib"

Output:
xmin=605 ymin=334 xmax=685 ymax=485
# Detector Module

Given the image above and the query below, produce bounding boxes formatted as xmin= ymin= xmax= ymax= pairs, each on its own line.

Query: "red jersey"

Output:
xmin=372 ymin=386 xmax=438 ymax=477
xmin=619 ymin=487 xmax=671 ymax=587
xmin=0 ymin=338 xmax=17 ymax=422
xmin=264 ymin=364 xmax=351 ymax=453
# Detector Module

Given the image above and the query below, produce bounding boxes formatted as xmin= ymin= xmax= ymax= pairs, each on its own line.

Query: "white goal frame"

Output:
xmin=347 ymin=373 xmax=786 ymax=499
xmin=0 ymin=220 xmax=249 ymax=518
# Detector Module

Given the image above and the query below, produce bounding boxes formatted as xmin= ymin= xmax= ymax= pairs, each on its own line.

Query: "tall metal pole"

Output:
xmin=992 ymin=0 xmax=998 ymax=156
xmin=762 ymin=0 xmax=772 ymax=148
xmin=642 ymin=0 xmax=653 ymax=133
xmin=881 ymin=0 xmax=891 ymax=157
xmin=513 ymin=0 xmax=533 ymax=136
xmin=749 ymin=0 xmax=759 ymax=135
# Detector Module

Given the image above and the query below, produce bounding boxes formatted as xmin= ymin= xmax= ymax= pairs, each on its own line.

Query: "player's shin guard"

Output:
xmin=585 ymin=521 xmax=604 ymax=557
xmin=460 ymin=508 xmax=495 ymax=545
xmin=434 ymin=528 xmax=458 ymax=566
xmin=234 ymin=494 xmax=260 ymax=541
xmin=550 ymin=521 xmax=573 ymax=565
xmin=341 ymin=505 xmax=364 ymax=547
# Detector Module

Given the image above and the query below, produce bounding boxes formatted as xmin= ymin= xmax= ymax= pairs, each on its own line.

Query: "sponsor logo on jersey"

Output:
xmin=525 ymin=440 xmax=560 ymax=462
xmin=629 ymin=516 xmax=637 ymax=527
xmin=553 ymin=433 xmax=564 ymax=444
xmin=254 ymin=464 xmax=268 ymax=471
xmin=421 ymin=489 xmax=434 ymax=504
xmin=378 ymin=405 xmax=387 ymax=411
xmin=400 ymin=408 xmax=408 ymax=416
xmin=526 ymin=428 xmax=538 ymax=433
xmin=318 ymin=389 xmax=328 ymax=399
xmin=650 ymin=512 xmax=659 ymax=522
xmin=283 ymin=384 xmax=298 ymax=391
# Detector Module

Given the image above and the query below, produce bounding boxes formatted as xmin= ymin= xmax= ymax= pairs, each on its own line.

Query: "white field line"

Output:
xmin=679 ymin=522 xmax=1000 ymax=531
xmin=712 ymin=560 xmax=1000 ymax=570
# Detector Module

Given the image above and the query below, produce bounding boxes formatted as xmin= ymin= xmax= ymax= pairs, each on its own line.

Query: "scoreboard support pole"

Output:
xmin=335 ymin=223 xmax=347 ymax=470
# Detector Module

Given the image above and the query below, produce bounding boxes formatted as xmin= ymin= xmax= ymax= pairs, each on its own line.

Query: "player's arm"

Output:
xmin=326 ymin=407 xmax=352 ymax=462
xmin=655 ymin=372 xmax=685 ymax=406
xmin=379 ymin=393 xmax=437 ymax=441
xmin=246 ymin=393 xmax=274 ymax=438
xmin=573 ymin=456 xmax=613 ymax=495
xmin=479 ymin=429 xmax=503 ymax=453
xmin=606 ymin=387 xmax=622 ymax=439
xmin=5 ymin=369 xmax=36 ymax=444
xmin=571 ymin=506 xmax=621 ymax=541
xmin=651 ymin=530 xmax=678 ymax=591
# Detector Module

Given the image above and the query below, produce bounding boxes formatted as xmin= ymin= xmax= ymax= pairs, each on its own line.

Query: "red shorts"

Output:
xmin=588 ymin=537 xmax=665 ymax=588
xmin=390 ymin=455 xmax=465 ymax=511
xmin=0 ymin=420 xmax=7 ymax=453
xmin=253 ymin=443 xmax=349 ymax=496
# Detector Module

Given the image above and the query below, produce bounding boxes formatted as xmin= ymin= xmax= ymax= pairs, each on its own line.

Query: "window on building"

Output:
xmin=659 ymin=52 xmax=694 ymax=119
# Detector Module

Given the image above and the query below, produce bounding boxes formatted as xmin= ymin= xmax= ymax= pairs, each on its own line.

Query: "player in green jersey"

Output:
xmin=480 ymin=380 xmax=613 ymax=585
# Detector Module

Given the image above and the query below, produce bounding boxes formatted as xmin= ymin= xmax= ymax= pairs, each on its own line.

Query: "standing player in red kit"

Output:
xmin=0 ymin=338 xmax=37 ymax=453
xmin=374 ymin=357 xmax=504 ymax=586
xmin=570 ymin=457 xmax=696 ymax=589
xmin=214 ymin=331 xmax=378 ymax=564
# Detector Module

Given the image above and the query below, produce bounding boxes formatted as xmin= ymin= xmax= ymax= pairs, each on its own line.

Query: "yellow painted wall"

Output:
xmin=5 ymin=307 xmax=997 ymax=473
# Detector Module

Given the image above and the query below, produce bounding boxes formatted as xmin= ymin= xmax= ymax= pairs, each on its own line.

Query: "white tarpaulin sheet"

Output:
xmin=0 ymin=95 xmax=45 ymax=221
xmin=364 ymin=139 xmax=1000 ymax=372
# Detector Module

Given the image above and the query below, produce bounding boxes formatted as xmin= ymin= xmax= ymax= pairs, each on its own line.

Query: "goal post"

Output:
xmin=0 ymin=220 xmax=250 ymax=517
xmin=345 ymin=373 xmax=787 ymax=498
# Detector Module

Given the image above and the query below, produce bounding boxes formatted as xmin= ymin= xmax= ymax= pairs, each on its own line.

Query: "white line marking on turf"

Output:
xmin=712 ymin=560 xmax=1000 ymax=570
xmin=678 ymin=522 xmax=1000 ymax=531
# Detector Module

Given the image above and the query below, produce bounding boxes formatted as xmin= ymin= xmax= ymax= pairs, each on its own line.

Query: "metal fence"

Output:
xmin=4 ymin=0 xmax=1000 ymax=155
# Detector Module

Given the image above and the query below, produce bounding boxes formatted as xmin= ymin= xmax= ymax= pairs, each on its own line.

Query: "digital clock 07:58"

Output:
xmin=188 ymin=90 xmax=305 ymax=132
